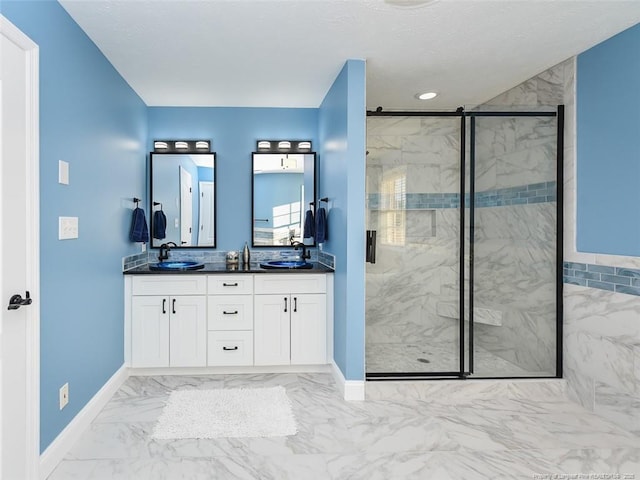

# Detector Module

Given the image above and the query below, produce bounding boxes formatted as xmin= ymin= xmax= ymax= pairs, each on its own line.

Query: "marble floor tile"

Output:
xmin=47 ymin=373 xmax=640 ymax=479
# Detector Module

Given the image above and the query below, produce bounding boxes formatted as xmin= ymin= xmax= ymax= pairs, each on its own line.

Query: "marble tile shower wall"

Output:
xmin=469 ymin=67 xmax=562 ymax=375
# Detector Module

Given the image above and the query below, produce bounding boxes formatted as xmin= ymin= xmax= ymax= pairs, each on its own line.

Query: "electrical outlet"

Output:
xmin=59 ymin=383 xmax=69 ymax=410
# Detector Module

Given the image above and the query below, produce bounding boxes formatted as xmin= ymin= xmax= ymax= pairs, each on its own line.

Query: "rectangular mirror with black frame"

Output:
xmin=252 ymin=150 xmax=316 ymax=247
xmin=150 ymin=152 xmax=216 ymax=248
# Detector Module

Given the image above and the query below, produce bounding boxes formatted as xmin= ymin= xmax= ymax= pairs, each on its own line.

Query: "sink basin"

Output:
xmin=260 ymin=260 xmax=313 ymax=270
xmin=149 ymin=261 xmax=205 ymax=271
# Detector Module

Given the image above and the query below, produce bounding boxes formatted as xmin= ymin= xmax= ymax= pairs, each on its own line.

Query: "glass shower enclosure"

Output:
xmin=365 ymin=107 xmax=563 ymax=379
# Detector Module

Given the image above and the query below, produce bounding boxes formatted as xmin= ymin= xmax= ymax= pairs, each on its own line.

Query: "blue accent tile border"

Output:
xmin=367 ymin=181 xmax=556 ymax=210
xmin=564 ymin=261 xmax=640 ymax=296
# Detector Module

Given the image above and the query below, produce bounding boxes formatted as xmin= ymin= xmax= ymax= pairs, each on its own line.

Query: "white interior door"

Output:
xmin=1 ymin=16 xmax=40 ymax=480
xmin=179 ymin=166 xmax=193 ymax=246
xmin=198 ymin=181 xmax=214 ymax=246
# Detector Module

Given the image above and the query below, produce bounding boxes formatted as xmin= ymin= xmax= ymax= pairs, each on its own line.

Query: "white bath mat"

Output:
xmin=151 ymin=386 xmax=298 ymax=439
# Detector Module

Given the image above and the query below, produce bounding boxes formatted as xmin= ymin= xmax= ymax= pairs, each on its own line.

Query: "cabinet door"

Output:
xmin=254 ymin=294 xmax=290 ymax=365
xmin=291 ymin=294 xmax=327 ymax=365
xmin=131 ymin=296 xmax=169 ymax=368
xmin=169 ymin=296 xmax=207 ymax=367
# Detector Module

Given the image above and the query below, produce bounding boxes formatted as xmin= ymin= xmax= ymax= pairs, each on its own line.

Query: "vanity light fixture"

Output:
xmin=153 ymin=140 xmax=212 ymax=153
xmin=255 ymin=140 xmax=313 ymax=154
xmin=416 ymin=91 xmax=438 ymax=100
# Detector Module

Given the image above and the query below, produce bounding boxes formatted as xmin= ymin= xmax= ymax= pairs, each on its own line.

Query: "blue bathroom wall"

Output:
xmin=148 ymin=108 xmax=319 ymax=251
xmin=3 ymin=0 xmax=148 ymax=451
xmin=318 ymin=60 xmax=366 ymax=381
xmin=577 ymin=24 xmax=640 ymax=256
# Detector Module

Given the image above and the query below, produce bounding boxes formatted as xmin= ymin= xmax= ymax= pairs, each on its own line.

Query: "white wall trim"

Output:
xmin=39 ymin=365 xmax=128 ymax=480
xmin=330 ymin=360 xmax=365 ymax=401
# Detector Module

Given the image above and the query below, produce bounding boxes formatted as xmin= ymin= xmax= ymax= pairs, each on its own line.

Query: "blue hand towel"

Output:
xmin=153 ymin=209 xmax=167 ymax=240
xmin=303 ymin=209 xmax=315 ymax=239
xmin=129 ymin=207 xmax=149 ymax=243
xmin=315 ymin=207 xmax=328 ymax=243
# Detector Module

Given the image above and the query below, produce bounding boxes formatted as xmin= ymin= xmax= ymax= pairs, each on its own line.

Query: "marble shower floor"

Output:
xmin=47 ymin=373 xmax=640 ymax=480
xmin=366 ymin=342 xmax=550 ymax=377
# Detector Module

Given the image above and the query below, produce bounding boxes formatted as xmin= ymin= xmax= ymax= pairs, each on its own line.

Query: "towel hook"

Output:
xmin=309 ymin=197 xmax=329 ymax=208
xmin=133 ymin=197 xmax=141 ymax=207
xmin=153 ymin=201 xmax=163 ymax=210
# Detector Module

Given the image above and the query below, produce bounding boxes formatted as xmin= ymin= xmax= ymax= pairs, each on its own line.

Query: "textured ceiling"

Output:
xmin=58 ymin=0 xmax=640 ymax=110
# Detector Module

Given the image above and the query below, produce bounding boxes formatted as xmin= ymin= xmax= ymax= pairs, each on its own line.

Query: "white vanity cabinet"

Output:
xmin=130 ymin=276 xmax=207 ymax=368
xmin=207 ymin=275 xmax=254 ymax=366
xmin=254 ymin=274 xmax=327 ymax=366
xmin=126 ymin=271 xmax=332 ymax=371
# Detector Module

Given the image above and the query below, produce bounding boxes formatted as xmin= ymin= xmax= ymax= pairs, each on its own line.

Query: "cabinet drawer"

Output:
xmin=208 ymin=296 xmax=253 ymax=330
xmin=254 ymin=274 xmax=326 ymax=294
xmin=132 ymin=275 xmax=207 ymax=296
xmin=207 ymin=331 xmax=253 ymax=366
xmin=208 ymin=275 xmax=254 ymax=295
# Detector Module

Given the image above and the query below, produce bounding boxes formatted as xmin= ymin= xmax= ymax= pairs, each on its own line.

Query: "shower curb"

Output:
xmin=365 ymin=378 xmax=567 ymax=402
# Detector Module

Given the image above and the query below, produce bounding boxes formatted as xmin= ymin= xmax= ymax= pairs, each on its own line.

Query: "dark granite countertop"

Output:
xmin=124 ymin=262 xmax=334 ymax=275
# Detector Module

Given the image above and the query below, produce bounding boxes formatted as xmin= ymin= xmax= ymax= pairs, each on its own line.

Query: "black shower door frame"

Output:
xmin=365 ymin=106 xmax=564 ymax=381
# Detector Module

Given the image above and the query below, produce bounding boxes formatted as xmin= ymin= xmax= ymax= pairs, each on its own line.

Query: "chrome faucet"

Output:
xmin=158 ymin=242 xmax=177 ymax=261
xmin=290 ymin=240 xmax=311 ymax=260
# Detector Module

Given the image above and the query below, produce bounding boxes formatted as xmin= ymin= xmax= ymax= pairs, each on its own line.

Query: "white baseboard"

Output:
xmin=39 ymin=365 xmax=128 ymax=479
xmin=330 ymin=360 xmax=365 ymax=401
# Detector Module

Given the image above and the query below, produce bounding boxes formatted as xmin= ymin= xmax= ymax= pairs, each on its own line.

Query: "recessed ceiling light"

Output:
xmin=416 ymin=92 xmax=438 ymax=100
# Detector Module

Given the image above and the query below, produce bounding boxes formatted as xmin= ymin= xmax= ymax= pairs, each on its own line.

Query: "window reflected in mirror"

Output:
xmin=150 ymin=153 xmax=216 ymax=248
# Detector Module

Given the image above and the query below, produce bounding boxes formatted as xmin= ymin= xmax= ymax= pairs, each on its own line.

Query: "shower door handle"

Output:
xmin=366 ymin=230 xmax=377 ymax=264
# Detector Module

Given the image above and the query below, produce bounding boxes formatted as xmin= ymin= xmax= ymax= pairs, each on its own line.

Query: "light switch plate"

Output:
xmin=59 ymin=160 xmax=69 ymax=185
xmin=59 ymin=216 xmax=79 ymax=239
